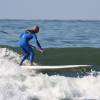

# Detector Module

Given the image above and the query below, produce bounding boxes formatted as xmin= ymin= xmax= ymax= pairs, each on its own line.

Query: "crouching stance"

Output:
xmin=18 ymin=25 xmax=44 ymax=65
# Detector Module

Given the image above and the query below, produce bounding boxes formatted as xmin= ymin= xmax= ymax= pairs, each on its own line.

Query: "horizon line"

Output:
xmin=0 ymin=18 xmax=100 ymax=21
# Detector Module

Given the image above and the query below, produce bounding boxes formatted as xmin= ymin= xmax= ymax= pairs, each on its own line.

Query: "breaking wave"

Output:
xmin=0 ymin=48 xmax=100 ymax=100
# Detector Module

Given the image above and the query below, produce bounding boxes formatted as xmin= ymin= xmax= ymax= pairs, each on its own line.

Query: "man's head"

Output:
xmin=32 ymin=25 xmax=39 ymax=33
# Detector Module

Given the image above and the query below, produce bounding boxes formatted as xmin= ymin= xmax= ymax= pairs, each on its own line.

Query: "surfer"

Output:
xmin=18 ymin=25 xmax=44 ymax=65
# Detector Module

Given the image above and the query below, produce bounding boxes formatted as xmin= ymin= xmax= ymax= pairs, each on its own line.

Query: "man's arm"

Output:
xmin=33 ymin=34 xmax=44 ymax=53
xmin=34 ymin=34 xmax=42 ymax=49
xmin=19 ymin=32 xmax=24 ymax=38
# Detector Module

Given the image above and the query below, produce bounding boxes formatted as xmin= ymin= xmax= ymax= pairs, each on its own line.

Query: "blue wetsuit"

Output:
xmin=19 ymin=30 xmax=42 ymax=65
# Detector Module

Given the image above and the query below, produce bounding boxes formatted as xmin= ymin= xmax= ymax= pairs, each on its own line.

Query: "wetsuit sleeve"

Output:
xmin=19 ymin=33 xmax=24 ymax=38
xmin=33 ymin=34 xmax=42 ymax=49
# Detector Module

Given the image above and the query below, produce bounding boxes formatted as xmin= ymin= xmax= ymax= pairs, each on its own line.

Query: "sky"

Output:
xmin=0 ymin=0 xmax=100 ymax=20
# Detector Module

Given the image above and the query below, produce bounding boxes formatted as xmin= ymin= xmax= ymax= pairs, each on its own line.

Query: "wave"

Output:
xmin=0 ymin=48 xmax=100 ymax=100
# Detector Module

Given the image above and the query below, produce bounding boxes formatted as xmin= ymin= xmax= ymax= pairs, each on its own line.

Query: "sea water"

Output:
xmin=0 ymin=20 xmax=100 ymax=100
xmin=0 ymin=20 xmax=100 ymax=48
xmin=0 ymin=48 xmax=100 ymax=100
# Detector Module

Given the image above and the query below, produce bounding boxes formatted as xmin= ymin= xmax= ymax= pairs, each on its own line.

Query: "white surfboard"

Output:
xmin=21 ymin=65 xmax=92 ymax=70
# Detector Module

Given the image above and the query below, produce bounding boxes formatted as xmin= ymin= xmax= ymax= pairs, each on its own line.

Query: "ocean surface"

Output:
xmin=0 ymin=20 xmax=100 ymax=48
xmin=0 ymin=20 xmax=100 ymax=100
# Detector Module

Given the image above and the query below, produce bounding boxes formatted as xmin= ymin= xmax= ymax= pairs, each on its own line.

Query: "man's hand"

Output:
xmin=31 ymin=45 xmax=44 ymax=53
xmin=37 ymin=48 xmax=44 ymax=53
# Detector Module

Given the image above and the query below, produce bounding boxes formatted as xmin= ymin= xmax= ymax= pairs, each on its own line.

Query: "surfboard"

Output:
xmin=21 ymin=65 xmax=92 ymax=70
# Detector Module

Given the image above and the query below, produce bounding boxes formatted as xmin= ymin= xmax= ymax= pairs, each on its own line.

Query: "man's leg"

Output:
xmin=20 ymin=47 xmax=29 ymax=65
xmin=29 ymin=47 xmax=35 ymax=65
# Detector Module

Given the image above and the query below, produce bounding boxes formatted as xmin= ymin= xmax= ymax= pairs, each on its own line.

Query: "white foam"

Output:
xmin=0 ymin=48 xmax=100 ymax=100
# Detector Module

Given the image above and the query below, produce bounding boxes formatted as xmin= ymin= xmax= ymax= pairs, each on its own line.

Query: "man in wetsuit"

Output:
xmin=19 ymin=25 xmax=44 ymax=65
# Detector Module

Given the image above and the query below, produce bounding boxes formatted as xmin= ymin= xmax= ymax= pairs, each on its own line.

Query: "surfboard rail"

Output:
xmin=21 ymin=65 xmax=92 ymax=70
